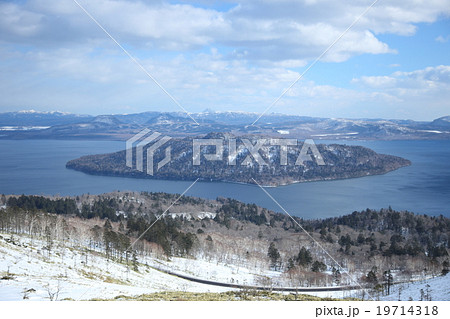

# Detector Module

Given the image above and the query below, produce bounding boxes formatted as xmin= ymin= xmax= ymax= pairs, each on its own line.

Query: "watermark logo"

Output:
xmin=126 ymin=129 xmax=325 ymax=174
xmin=126 ymin=129 xmax=171 ymax=175
xmin=193 ymin=138 xmax=325 ymax=166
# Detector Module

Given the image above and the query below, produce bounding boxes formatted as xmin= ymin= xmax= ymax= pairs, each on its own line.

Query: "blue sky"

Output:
xmin=0 ymin=0 xmax=449 ymax=120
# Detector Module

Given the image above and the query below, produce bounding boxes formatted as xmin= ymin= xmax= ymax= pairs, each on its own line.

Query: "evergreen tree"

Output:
xmin=132 ymin=251 xmax=139 ymax=272
xmin=296 ymin=246 xmax=313 ymax=266
xmin=267 ymin=242 xmax=280 ymax=270
xmin=311 ymin=260 xmax=327 ymax=272
xmin=332 ymin=267 xmax=341 ymax=285
xmin=365 ymin=267 xmax=378 ymax=287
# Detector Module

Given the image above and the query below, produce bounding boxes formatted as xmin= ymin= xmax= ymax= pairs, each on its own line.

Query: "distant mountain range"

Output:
xmin=0 ymin=110 xmax=449 ymax=140
xmin=0 ymin=110 xmax=91 ymax=126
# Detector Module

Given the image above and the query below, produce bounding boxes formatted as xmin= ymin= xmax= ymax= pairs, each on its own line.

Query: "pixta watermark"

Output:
xmin=126 ymin=129 xmax=325 ymax=175
xmin=192 ymin=137 xmax=325 ymax=166
xmin=126 ymin=129 xmax=172 ymax=176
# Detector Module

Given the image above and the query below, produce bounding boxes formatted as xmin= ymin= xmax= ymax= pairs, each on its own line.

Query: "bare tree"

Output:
xmin=46 ymin=280 xmax=61 ymax=301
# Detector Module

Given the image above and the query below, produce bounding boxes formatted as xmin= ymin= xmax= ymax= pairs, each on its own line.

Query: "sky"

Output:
xmin=0 ymin=0 xmax=449 ymax=120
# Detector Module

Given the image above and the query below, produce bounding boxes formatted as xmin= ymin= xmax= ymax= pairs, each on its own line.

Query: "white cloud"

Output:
xmin=1 ymin=43 xmax=449 ymax=119
xmin=1 ymin=0 xmax=449 ymax=61
xmin=355 ymin=65 xmax=450 ymax=90
xmin=349 ymin=65 xmax=450 ymax=118
xmin=0 ymin=0 xmax=449 ymax=119
xmin=0 ymin=45 xmax=304 ymax=114
xmin=435 ymin=35 xmax=449 ymax=43
xmin=0 ymin=2 xmax=43 ymax=38
xmin=354 ymin=75 xmax=398 ymax=89
xmin=394 ymin=65 xmax=450 ymax=82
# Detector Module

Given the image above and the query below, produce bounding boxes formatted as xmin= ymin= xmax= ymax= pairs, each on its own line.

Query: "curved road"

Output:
xmin=151 ymin=265 xmax=360 ymax=292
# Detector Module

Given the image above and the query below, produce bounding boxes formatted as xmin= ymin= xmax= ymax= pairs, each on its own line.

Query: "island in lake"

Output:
xmin=66 ymin=133 xmax=411 ymax=186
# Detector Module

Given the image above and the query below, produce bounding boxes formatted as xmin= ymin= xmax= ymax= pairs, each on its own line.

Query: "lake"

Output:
xmin=0 ymin=139 xmax=449 ymax=219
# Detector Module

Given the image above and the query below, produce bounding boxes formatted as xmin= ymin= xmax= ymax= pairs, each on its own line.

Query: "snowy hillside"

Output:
xmin=2 ymin=193 xmax=448 ymax=301
xmin=0 ymin=233 xmax=354 ymax=300
xmin=2 ymin=231 xmax=449 ymax=301
xmin=0 ymin=233 xmax=231 ymax=301
xmin=379 ymin=274 xmax=450 ymax=301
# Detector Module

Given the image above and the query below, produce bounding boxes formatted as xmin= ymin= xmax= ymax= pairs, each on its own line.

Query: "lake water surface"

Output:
xmin=0 ymin=139 xmax=449 ymax=219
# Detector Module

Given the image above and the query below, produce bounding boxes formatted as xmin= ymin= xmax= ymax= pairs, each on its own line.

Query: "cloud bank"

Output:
xmin=0 ymin=0 xmax=449 ymax=119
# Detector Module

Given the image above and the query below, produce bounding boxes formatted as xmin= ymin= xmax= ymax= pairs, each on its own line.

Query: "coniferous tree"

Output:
xmin=267 ymin=242 xmax=280 ymax=270
xmin=296 ymin=246 xmax=312 ymax=266
xmin=332 ymin=267 xmax=341 ymax=285
xmin=365 ymin=267 xmax=378 ymax=287
xmin=311 ymin=260 xmax=326 ymax=272
xmin=132 ymin=251 xmax=139 ymax=272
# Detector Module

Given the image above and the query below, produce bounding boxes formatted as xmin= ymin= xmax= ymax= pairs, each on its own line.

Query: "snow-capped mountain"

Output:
xmin=0 ymin=110 xmax=449 ymax=140
xmin=0 ymin=110 xmax=92 ymax=126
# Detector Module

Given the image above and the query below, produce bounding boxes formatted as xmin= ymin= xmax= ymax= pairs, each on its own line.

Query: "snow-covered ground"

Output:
xmin=0 ymin=233 xmax=233 ymax=301
xmin=2 ymin=232 xmax=447 ymax=301
xmin=146 ymin=255 xmax=277 ymax=286
xmin=1 ymin=232 xmax=361 ymax=300
xmin=378 ymin=274 xmax=450 ymax=301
